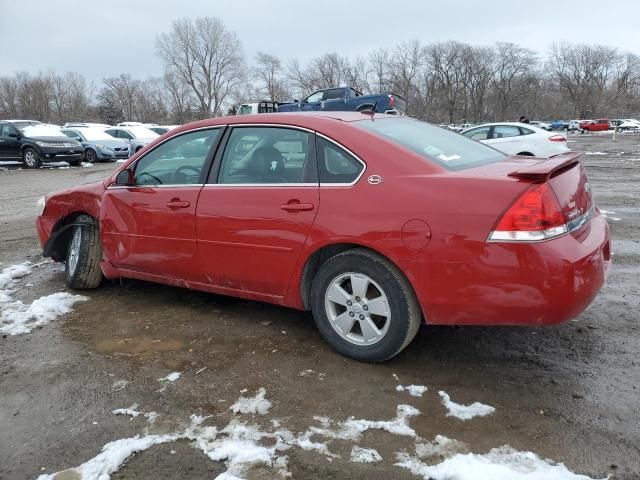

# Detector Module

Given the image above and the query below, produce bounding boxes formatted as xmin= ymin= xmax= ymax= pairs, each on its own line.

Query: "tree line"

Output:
xmin=1 ymin=16 xmax=639 ymax=126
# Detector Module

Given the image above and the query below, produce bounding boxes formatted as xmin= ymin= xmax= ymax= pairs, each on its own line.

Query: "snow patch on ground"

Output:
xmin=600 ymin=209 xmax=622 ymax=221
xmin=396 ymin=384 xmax=428 ymax=397
xmin=158 ymin=371 xmax=182 ymax=382
xmin=395 ymin=445 xmax=605 ymax=480
xmin=39 ymin=396 xmax=599 ymax=480
xmin=439 ymin=391 xmax=495 ymax=420
xmin=112 ymin=404 xmax=142 ymax=418
xmin=350 ymin=446 xmax=382 ymax=463
xmin=585 ymin=151 xmax=606 ymax=155
xmin=415 ymin=435 xmax=468 ymax=459
xmin=0 ymin=262 xmax=87 ymax=335
xmin=230 ymin=387 xmax=272 ymax=415
xmin=1 ymin=292 xmax=88 ymax=335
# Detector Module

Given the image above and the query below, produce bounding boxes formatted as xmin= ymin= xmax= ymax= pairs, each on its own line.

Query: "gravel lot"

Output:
xmin=1 ymin=132 xmax=639 ymax=479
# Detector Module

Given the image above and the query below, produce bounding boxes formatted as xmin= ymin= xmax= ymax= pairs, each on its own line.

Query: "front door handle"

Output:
xmin=281 ymin=202 xmax=314 ymax=212
xmin=166 ymin=199 xmax=190 ymax=209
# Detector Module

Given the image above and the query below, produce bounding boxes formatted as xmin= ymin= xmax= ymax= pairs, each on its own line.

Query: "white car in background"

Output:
xmin=461 ymin=122 xmax=569 ymax=158
xmin=615 ymin=119 xmax=640 ymax=133
xmin=104 ymin=126 xmax=159 ymax=154
xmin=529 ymin=120 xmax=552 ymax=131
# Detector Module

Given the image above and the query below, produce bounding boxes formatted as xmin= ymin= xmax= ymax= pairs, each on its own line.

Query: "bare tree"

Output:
xmin=163 ymin=71 xmax=195 ymax=123
xmin=99 ymin=74 xmax=141 ymax=121
xmin=492 ymin=42 xmax=537 ymax=120
xmin=156 ymin=17 xmax=247 ymax=118
xmin=254 ymin=52 xmax=290 ymax=102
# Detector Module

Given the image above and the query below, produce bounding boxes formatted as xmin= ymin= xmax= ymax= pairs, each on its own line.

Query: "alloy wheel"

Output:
xmin=324 ymin=272 xmax=391 ymax=346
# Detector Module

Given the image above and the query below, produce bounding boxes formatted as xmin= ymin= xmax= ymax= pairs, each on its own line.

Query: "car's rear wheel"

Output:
xmin=310 ymin=249 xmax=421 ymax=362
xmin=85 ymin=148 xmax=98 ymax=163
xmin=65 ymin=215 xmax=103 ymax=289
xmin=22 ymin=147 xmax=41 ymax=169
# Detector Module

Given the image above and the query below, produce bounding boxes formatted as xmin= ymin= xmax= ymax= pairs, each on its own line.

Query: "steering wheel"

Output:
xmin=172 ymin=165 xmax=201 ymax=184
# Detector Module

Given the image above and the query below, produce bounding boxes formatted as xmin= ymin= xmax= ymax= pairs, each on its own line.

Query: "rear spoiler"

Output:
xmin=508 ymin=152 xmax=583 ymax=181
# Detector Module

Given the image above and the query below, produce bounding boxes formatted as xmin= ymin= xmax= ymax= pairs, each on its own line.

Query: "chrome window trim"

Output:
xmin=203 ymin=183 xmax=318 ymax=188
xmin=107 ymin=184 xmax=205 ymax=190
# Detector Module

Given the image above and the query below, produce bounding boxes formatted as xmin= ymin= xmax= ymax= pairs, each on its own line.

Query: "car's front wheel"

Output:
xmin=22 ymin=147 xmax=41 ymax=169
xmin=85 ymin=148 xmax=98 ymax=163
xmin=310 ymin=249 xmax=422 ymax=362
xmin=65 ymin=215 xmax=103 ymax=289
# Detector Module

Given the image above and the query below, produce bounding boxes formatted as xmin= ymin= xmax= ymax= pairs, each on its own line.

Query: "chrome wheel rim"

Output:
xmin=24 ymin=150 xmax=36 ymax=166
xmin=324 ymin=272 xmax=391 ymax=346
xmin=87 ymin=150 xmax=97 ymax=162
xmin=68 ymin=227 xmax=81 ymax=275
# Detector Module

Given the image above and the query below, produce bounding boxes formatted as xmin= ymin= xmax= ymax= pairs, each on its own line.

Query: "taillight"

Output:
xmin=388 ymin=95 xmax=395 ymax=108
xmin=489 ymin=183 xmax=567 ymax=242
xmin=548 ymin=135 xmax=566 ymax=142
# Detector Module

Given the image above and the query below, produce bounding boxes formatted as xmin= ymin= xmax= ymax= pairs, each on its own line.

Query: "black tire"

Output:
xmin=617 ymin=127 xmax=623 ymax=133
xmin=22 ymin=147 xmax=41 ymax=169
xmin=85 ymin=148 xmax=98 ymax=163
xmin=67 ymin=157 xmax=82 ymax=167
xmin=135 ymin=146 xmax=143 ymax=153
xmin=310 ymin=249 xmax=421 ymax=362
xmin=65 ymin=215 xmax=103 ymax=289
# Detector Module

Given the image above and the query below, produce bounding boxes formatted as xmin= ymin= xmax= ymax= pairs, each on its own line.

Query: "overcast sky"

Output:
xmin=1 ymin=0 xmax=639 ymax=84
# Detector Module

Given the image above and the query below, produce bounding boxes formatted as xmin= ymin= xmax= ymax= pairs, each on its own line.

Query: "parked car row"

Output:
xmin=0 ymin=119 xmax=181 ymax=168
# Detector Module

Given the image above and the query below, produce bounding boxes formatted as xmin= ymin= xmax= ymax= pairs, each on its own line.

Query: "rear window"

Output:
xmin=356 ymin=118 xmax=505 ymax=171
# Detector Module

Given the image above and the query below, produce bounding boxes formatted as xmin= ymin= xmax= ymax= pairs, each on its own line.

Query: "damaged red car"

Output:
xmin=36 ymin=112 xmax=611 ymax=362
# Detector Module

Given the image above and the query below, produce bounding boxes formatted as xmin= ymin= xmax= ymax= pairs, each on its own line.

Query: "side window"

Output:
xmin=134 ymin=129 xmax=220 ymax=186
xmin=519 ymin=127 xmax=534 ymax=135
xmin=492 ymin=125 xmax=521 ymax=139
xmin=120 ymin=130 xmax=133 ymax=140
xmin=463 ymin=126 xmax=490 ymax=141
xmin=218 ymin=127 xmax=315 ymax=184
xmin=0 ymin=125 xmax=7 ymax=137
xmin=317 ymin=137 xmax=364 ymax=184
xmin=323 ymin=88 xmax=346 ymax=101
xmin=304 ymin=91 xmax=323 ymax=103
xmin=105 ymin=129 xmax=117 ymax=138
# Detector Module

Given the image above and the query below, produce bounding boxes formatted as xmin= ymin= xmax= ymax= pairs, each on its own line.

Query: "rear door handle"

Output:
xmin=281 ymin=202 xmax=314 ymax=212
xmin=166 ymin=200 xmax=190 ymax=209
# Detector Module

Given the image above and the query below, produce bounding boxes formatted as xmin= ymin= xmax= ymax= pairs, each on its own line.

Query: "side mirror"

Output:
xmin=114 ymin=168 xmax=134 ymax=186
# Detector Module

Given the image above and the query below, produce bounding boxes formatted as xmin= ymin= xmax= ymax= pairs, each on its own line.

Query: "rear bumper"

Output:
xmin=420 ymin=213 xmax=611 ymax=326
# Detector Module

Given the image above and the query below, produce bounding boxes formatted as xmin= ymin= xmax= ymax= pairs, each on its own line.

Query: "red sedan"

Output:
xmin=36 ymin=112 xmax=611 ymax=362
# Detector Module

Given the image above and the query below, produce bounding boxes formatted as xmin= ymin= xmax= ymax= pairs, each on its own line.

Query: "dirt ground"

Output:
xmin=1 ymin=132 xmax=639 ymax=479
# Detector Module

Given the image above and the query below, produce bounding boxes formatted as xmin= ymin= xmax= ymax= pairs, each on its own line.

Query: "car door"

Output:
xmin=100 ymin=127 xmax=223 ymax=281
xmin=484 ymin=125 xmax=522 ymax=155
xmin=196 ymin=126 xmax=319 ymax=299
xmin=0 ymin=124 xmax=22 ymax=160
xmin=300 ymin=90 xmax=323 ymax=111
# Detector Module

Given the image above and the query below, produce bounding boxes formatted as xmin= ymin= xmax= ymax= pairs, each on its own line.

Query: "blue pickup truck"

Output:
xmin=277 ymin=86 xmax=406 ymax=115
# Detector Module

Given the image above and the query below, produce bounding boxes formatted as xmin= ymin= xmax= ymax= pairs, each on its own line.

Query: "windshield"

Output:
xmin=81 ymin=129 xmax=114 ymax=141
xmin=355 ymin=117 xmax=505 ymax=171
xmin=22 ymin=125 xmax=64 ymax=137
xmin=128 ymin=126 xmax=159 ymax=138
